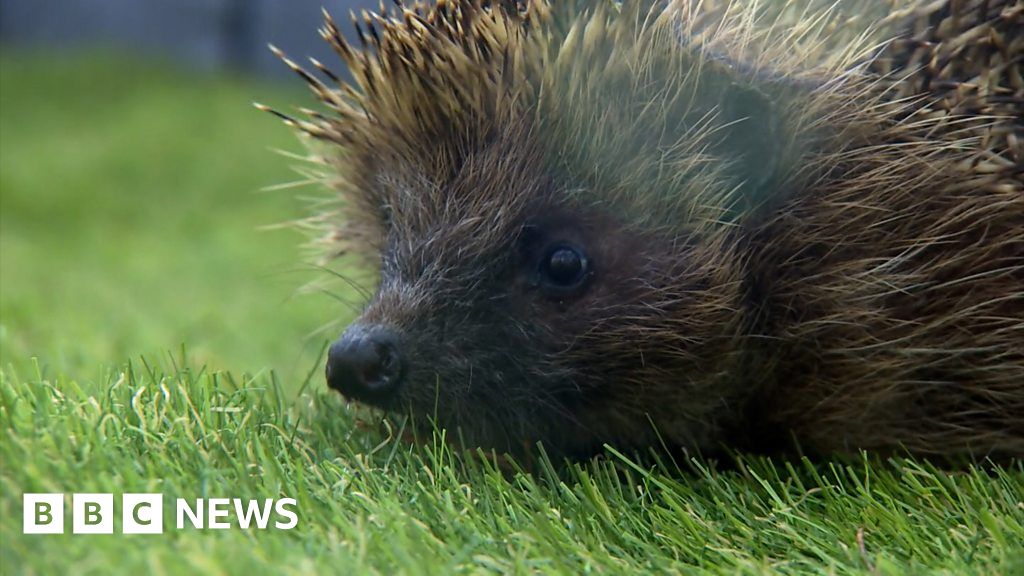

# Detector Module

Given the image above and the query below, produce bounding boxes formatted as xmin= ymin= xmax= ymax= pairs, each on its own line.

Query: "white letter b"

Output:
xmin=23 ymin=494 xmax=64 ymax=534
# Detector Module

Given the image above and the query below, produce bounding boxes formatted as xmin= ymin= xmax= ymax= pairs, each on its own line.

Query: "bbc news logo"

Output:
xmin=23 ymin=493 xmax=298 ymax=534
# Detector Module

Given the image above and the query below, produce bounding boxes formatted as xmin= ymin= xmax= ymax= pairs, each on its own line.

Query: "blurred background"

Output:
xmin=1 ymin=1 xmax=378 ymax=78
xmin=0 ymin=1 xmax=379 ymax=385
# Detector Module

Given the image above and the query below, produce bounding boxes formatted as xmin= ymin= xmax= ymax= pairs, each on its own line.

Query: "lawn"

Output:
xmin=1 ymin=54 xmax=1022 ymax=575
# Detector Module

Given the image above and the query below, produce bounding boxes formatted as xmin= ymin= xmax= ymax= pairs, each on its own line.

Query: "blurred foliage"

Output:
xmin=0 ymin=52 xmax=349 ymax=382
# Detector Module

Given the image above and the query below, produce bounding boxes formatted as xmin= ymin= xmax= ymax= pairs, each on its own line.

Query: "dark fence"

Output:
xmin=0 ymin=0 xmax=378 ymax=78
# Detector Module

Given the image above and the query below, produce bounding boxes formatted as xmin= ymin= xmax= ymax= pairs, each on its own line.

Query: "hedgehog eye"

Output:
xmin=539 ymin=244 xmax=590 ymax=291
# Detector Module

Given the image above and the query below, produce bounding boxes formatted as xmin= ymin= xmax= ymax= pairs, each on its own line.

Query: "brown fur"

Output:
xmin=265 ymin=0 xmax=1024 ymax=458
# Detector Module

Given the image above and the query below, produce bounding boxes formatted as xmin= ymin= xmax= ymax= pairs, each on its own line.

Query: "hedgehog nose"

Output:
xmin=326 ymin=324 xmax=405 ymax=404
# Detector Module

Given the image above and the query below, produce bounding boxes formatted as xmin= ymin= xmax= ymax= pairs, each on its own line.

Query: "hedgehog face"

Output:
xmin=324 ymin=210 xmax=557 ymax=454
xmin=277 ymin=0 xmax=831 ymax=455
xmin=324 ymin=165 xmax=648 ymax=454
xmin=324 ymin=148 xmax=750 ymax=455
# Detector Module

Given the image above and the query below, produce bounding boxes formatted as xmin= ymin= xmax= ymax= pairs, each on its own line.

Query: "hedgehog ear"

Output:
xmin=717 ymin=83 xmax=781 ymax=196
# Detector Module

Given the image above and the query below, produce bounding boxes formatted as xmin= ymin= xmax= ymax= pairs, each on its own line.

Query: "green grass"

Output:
xmin=2 ymin=54 xmax=1022 ymax=575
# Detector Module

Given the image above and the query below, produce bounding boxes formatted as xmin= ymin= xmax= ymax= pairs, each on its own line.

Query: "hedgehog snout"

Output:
xmin=326 ymin=323 xmax=406 ymax=405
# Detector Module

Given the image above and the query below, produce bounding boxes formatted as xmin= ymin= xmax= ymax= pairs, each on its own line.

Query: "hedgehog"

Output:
xmin=262 ymin=0 xmax=1024 ymax=459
